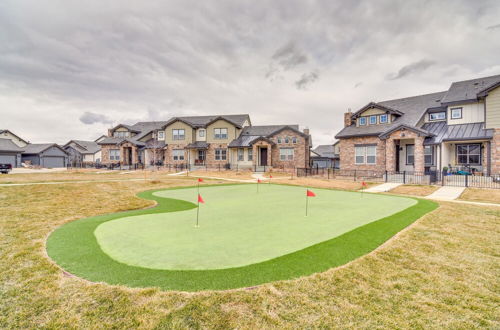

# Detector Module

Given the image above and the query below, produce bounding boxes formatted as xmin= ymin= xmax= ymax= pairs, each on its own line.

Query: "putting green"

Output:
xmin=47 ymin=184 xmax=437 ymax=291
xmin=95 ymin=184 xmax=416 ymax=270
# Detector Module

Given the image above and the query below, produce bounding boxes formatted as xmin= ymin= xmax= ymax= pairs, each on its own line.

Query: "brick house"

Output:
xmin=98 ymin=115 xmax=311 ymax=170
xmin=335 ymin=74 xmax=500 ymax=175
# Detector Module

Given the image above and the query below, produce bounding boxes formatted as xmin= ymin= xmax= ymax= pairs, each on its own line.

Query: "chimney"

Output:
xmin=107 ymin=128 xmax=113 ymax=137
xmin=303 ymin=127 xmax=310 ymax=135
xmin=344 ymin=109 xmax=352 ymax=127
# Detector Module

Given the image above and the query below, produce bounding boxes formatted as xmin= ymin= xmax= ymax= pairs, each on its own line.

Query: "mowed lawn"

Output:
xmin=0 ymin=177 xmax=499 ymax=328
xmin=95 ymin=184 xmax=416 ymax=270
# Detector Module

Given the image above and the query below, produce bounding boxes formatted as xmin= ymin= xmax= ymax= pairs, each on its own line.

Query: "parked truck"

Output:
xmin=0 ymin=163 xmax=12 ymax=174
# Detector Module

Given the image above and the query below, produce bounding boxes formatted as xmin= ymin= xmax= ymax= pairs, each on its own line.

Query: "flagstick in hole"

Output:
xmin=305 ymin=188 xmax=316 ymax=216
xmin=257 ymin=178 xmax=261 ymax=193
xmin=195 ymin=178 xmax=204 ymax=227
xmin=361 ymin=181 xmax=367 ymax=197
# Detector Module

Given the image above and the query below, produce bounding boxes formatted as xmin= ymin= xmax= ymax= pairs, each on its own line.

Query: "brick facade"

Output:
xmin=385 ymin=129 xmax=425 ymax=173
xmin=339 ymin=136 xmax=386 ymax=171
xmin=100 ymin=145 xmax=120 ymax=165
xmin=491 ymin=128 xmax=500 ymax=174
xmin=268 ymin=129 xmax=309 ymax=168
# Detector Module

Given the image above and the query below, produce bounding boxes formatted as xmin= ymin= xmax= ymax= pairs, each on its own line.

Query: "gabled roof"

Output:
xmin=64 ymin=140 xmax=100 ymax=154
xmin=186 ymin=141 xmax=209 ymax=149
xmin=441 ymin=74 xmax=500 ymax=104
xmin=23 ymin=143 xmax=68 ymax=155
xmin=97 ymin=137 xmax=125 ymax=145
xmin=312 ymin=145 xmax=338 ymax=158
xmin=379 ymin=124 xmax=433 ymax=139
xmin=336 ymin=91 xmax=446 ymax=139
xmin=477 ymin=80 xmax=500 ymax=97
xmin=0 ymin=129 xmax=29 ymax=145
xmin=162 ymin=114 xmax=250 ymax=129
xmin=110 ymin=124 xmax=141 ymax=134
xmin=0 ymin=139 xmax=24 ymax=152
xmin=351 ymin=102 xmax=404 ymax=119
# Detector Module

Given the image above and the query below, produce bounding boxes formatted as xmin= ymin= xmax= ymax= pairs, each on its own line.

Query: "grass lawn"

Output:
xmin=47 ymin=184 xmax=433 ymax=291
xmin=389 ymin=184 xmax=441 ymax=196
xmin=459 ymin=188 xmax=500 ymax=204
xmin=1 ymin=176 xmax=499 ymax=328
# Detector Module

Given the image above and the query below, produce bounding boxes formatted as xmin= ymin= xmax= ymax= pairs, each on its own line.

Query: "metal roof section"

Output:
xmin=422 ymin=122 xmax=493 ymax=145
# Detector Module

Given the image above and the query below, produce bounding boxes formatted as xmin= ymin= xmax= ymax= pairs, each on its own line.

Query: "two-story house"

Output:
xmin=63 ymin=139 xmax=103 ymax=166
xmin=98 ymin=114 xmax=312 ymax=170
xmin=335 ymin=74 xmax=500 ymax=175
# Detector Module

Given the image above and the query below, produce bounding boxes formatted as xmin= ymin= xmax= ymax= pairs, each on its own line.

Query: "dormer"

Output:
xmin=351 ymin=102 xmax=403 ymax=127
xmin=109 ymin=124 xmax=140 ymax=138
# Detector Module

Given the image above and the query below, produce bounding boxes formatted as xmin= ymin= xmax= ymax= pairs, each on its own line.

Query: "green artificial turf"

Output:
xmin=95 ymin=184 xmax=416 ymax=270
xmin=46 ymin=184 xmax=437 ymax=291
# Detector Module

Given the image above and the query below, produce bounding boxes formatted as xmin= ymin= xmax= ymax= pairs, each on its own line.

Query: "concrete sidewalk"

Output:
xmin=426 ymin=186 xmax=466 ymax=201
xmin=364 ymin=182 xmax=402 ymax=192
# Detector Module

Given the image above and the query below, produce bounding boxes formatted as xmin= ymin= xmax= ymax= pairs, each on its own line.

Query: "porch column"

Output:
xmin=414 ymin=137 xmax=425 ymax=173
xmin=120 ymin=147 xmax=126 ymax=165
xmin=252 ymin=145 xmax=258 ymax=166
xmin=268 ymin=145 xmax=272 ymax=167
xmin=132 ymin=147 xmax=138 ymax=165
xmin=385 ymin=139 xmax=396 ymax=172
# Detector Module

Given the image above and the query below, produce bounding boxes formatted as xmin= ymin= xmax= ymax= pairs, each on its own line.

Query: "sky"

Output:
xmin=1 ymin=0 xmax=500 ymax=146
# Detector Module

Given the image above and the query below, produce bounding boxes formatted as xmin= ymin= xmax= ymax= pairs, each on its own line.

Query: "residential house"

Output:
xmin=98 ymin=114 xmax=312 ymax=170
xmin=311 ymin=141 xmax=340 ymax=168
xmin=22 ymin=144 xmax=69 ymax=168
xmin=0 ymin=129 xmax=28 ymax=167
xmin=63 ymin=139 xmax=102 ymax=166
xmin=335 ymin=74 xmax=500 ymax=175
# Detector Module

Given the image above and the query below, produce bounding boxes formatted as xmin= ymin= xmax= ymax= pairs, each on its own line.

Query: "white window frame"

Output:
xmin=237 ymin=148 xmax=244 ymax=161
xmin=172 ymin=129 xmax=185 ymax=140
xmin=277 ymin=137 xmax=282 ymax=144
xmin=379 ymin=114 xmax=388 ymax=124
xmin=354 ymin=145 xmax=376 ymax=165
xmin=292 ymin=137 xmax=297 ymax=144
xmin=214 ymin=128 xmax=228 ymax=140
xmin=424 ymin=145 xmax=434 ymax=165
xmin=359 ymin=117 xmax=367 ymax=126
xmin=369 ymin=116 xmax=377 ymax=125
xmin=198 ymin=129 xmax=205 ymax=137
xmin=456 ymin=144 xmax=481 ymax=165
xmin=157 ymin=131 xmax=165 ymax=140
xmin=247 ymin=148 xmax=253 ymax=161
xmin=109 ymin=149 xmax=120 ymax=161
xmin=406 ymin=144 xmax=415 ymax=165
xmin=429 ymin=112 xmax=446 ymax=121
xmin=172 ymin=149 xmax=184 ymax=161
xmin=215 ymin=148 xmax=227 ymax=161
xmin=450 ymin=107 xmax=462 ymax=120
xmin=279 ymin=148 xmax=294 ymax=161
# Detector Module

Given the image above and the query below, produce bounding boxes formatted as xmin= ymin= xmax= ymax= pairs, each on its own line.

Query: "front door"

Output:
xmin=260 ymin=148 xmax=268 ymax=166
xmin=197 ymin=150 xmax=205 ymax=165
xmin=395 ymin=142 xmax=400 ymax=172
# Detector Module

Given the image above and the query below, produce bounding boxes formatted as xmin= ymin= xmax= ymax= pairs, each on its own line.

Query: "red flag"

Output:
xmin=269 ymin=175 xmax=273 ymax=179
xmin=198 ymin=194 xmax=205 ymax=204
xmin=306 ymin=189 xmax=316 ymax=197
xmin=361 ymin=181 xmax=367 ymax=187
xmin=258 ymin=178 xmax=262 ymax=183
xmin=198 ymin=178 xmax=203 ymax=182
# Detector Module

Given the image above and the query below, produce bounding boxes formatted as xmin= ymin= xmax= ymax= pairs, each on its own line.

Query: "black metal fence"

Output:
xmin=296 ymin=168 xmax=500 ymax=189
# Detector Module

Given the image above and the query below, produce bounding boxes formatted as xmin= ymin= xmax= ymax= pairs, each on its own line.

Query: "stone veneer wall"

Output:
xmin=491 ymin=128 xmax=500 ymax=174
xmin=269 ymin=129 xmax=309 ymax=168
xmin=339 ymin=136 xmax=386 ymax=171
xmin=100 ymin=145 xmax=120 ymax=165
xmin=205 ymin=143 xmax=230 ymax=166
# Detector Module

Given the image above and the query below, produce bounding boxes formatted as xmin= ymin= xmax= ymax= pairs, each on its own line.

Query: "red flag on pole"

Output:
xmin=306 ymin=189 xmax=316 ymax=197
xmin=198 ymin=194 xmax=205 ymax=203
xmin=270 ymin=175 xmax=273 ymax=179
xmin=361 ymin=181 xmax=367 ymax=187
xmin=198 ymin=178 xmax=203 ymax=182
xmin=258 ymin=178 xmax=262 ymax=183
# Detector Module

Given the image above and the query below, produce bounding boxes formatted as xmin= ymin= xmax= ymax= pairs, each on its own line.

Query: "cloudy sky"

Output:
xmin=1 ymin=0 xmax=500 ymax=146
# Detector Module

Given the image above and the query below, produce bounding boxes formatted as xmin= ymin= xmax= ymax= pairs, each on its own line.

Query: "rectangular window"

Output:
xmin=355 ymin=145 xmax=377 ymax=165
xmin=198 ymin=129 xmax=205 ymax=137
xmin=172 ymin=149 xmax=184 ymax=161
xmin=456 ymin=144 xmax=481 ymax=165
xmin=109 ymin=149 xmax=120 ymax=161
xmin=113 ymin=131 xmax=129 ymax=138
xmin=285 ymin=137 xmax=290 ymax=143
xmin=277 ymin=137 xmax=282 ymax=143
xmin=359 ymin=117 xmax=366 ymax=126
xmin=215 ymin=148 xmax=227 ymax=160
xmin=292 ymin=137 xmax=297 ymax=143
xmin=369 ymin=116 xmax=377 ymax=125
xmin=429 ymin=112 xmax=446 ymax=121
xmin=247 ymin=148 xmax=253 ymax=161
xmin=379 ymin=114 xmax=388 ymax=123
xmin=157 ymin=131 xmax=165 ymax=140
xmin=237 ymin=148 xmax=244 ymax=161
xmin=173 ymin=129 xmax=185 ymax=140
xmin=450 ymin=107 xmax=462 ymax=119
xmin=279 ymin=148 xmax=294 ymax=160
xmin=424 ymin=145 xmax=434 ymax=165
xmin=406 ymin=144 xmax=415 ymax=165
xmin=214 ymin=128 xmax=228 ymax=139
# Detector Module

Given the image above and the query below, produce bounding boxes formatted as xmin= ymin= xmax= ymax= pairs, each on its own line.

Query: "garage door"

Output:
xmin=42 ymin=156 xmax=65 ymax=168
xmin=0 ymin=154 xmax=16 ymax=167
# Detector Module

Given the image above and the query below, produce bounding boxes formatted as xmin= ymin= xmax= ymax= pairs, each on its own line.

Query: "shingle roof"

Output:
xmin=441 ymin=74 xmax=500 ymax=104
xmin=240 ymin=125 xmax=299 ymax=136
xmin=312 ymin=145 xmax=338 ymax=158
xmin=0 ymin=139 xmax=24 ymax=152
xmin=98 ymin=137 xmax=125 ymax=145
xmin=163 ymin=114 xmax=250 ymax=129
xmin=186 ymin=141 xmax=209 ymax=149
xmin=66 ymin=140 xmax=101 ymax=154
xmin=422 ymin=122 xmax=494 ymax=145
xmin=23 ymin=143 xmax=67 ymax=154
xmin=228 ymin=135 xmax=260 ymax=148
xmin=336 ymin=91 xmax=446 ymax=138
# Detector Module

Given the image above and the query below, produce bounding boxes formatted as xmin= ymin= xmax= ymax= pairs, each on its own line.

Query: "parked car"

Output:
xmin=0 ymin=163 xmax=12 ymax=174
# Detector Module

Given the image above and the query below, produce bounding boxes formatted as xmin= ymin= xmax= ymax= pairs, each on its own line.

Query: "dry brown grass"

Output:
xmin=459 ymin=188 xmax=500 ymax=204
xmin=389 ymin=184 xmax=440 ymax=196
xmin=274 ymin=177 xmax=378 ymax=191
xmin=188 ymin=170 xmax=255 ymax=180
xmin=0 ymin=175 xmax=498 ymax=328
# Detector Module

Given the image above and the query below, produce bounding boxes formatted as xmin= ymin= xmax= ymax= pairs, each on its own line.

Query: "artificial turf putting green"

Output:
xmin=47 ymin=184 xmax=437 ymax=291
xmin=95 ymin=184 xmax=416 ymax=270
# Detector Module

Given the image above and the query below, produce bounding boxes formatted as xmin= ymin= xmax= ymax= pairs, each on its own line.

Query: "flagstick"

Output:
xmin=305 ymin=190 xmax=309 ymax=216
xmin=196 ymin=197 xmax=200 ymax=227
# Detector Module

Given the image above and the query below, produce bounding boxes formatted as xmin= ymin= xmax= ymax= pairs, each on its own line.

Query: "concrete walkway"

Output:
xmin=426 ymin=186 xmax=466 ymax=201
xmin=364 ymin=182 xmax=402 ymax=192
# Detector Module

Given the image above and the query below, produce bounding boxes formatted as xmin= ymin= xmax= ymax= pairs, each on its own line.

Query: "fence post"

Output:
xmin=385 ymin=170 xmax=388 ymax=182
xmin=403 ymin=171 xmax=406 ymax=184
xmin=354 ymin=170 xmax=356 ymax=181
xmin=465 ymin=174 xmax=468 ymax=187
